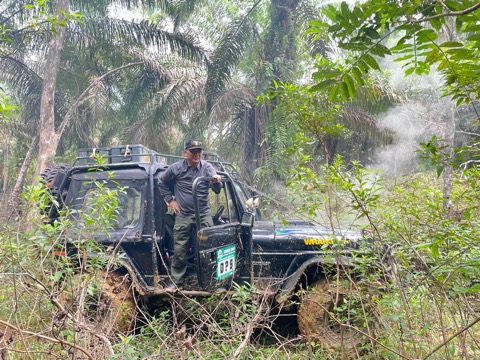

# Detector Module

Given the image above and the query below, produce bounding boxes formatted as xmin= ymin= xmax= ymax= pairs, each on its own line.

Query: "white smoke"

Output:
xmin=373 ymin=56 xmax=448 ymax=176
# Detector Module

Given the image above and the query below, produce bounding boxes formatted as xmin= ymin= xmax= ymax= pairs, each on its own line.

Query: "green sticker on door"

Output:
xmin=216 ymin=244 xmax=236 ymax=280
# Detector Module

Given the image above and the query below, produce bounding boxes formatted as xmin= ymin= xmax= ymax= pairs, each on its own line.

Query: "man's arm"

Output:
xmin=205 ymin=162 xmax=221 ymax=183
xmin=158 ymin=167 xmax=175 ymax=203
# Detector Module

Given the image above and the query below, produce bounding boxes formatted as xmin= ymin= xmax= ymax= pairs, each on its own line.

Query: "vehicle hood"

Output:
xmin=253 ymin=220 xmax=368 ymax=250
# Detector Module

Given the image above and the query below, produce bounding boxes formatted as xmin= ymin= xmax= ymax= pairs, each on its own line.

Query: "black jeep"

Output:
xmin=42 ymin=144 xmax=378 ymax=351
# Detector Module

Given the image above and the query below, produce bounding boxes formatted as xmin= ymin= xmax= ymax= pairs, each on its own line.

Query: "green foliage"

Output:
xmin=0 ymin=92 xmax=17 ymax=122
xmin=280 ymin=132 xmax=480 ymax=358
xmin=0 ymin=177 xmax=129 ymax=358
xmin=308 ymin=0 xmax=480 ymax=107
xmin=25 ymin=0 xmax=85 ymax=34
xmin=255 ymin=81 xmax=346 ymax=186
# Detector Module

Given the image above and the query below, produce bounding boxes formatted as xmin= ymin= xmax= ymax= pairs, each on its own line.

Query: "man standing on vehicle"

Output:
xmin=158 ymin=139 xmax=222 ymax=289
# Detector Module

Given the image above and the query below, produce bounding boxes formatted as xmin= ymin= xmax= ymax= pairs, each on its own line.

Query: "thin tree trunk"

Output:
xmin=34 ymin=0 xmax=69 ymax=178
xmin=442 ymin=99 xmax=455 ymax=217
xmin=2 ymin=140 xmax=8 ymax=195
xmin=8 ymin=136 xmax=39 ymax=220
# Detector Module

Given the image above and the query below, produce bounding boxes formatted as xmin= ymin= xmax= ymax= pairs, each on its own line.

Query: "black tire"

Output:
xmin=59 ymin=270 xmax=138 ymax=335
xmin=297 ymin=276 xmax=373 ymax=355
xmin=40 ymin=163 xmax=71 ymax=219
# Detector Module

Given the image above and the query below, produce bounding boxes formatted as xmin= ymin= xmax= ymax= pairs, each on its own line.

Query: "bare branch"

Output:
xmin=0 ymin=320 xmax=95 ymax=360
xmin=423 ymin=317 xmax=480 ymax=360
xmin=411 ymin=1 xmax=480 ymax=23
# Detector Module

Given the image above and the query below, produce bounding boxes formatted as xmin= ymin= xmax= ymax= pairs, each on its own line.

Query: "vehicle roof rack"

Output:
xmin=75 ymin=145 xmax=239 ymax=177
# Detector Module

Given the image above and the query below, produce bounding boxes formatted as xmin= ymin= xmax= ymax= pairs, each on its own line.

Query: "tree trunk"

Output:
xmin=8 ymin=136 xmax=39 ymax=220
xmin=241 ymin=0 xmax=300 ymax=180
xmin=34 ymin=0 xmax=69 ymax=178
xmin=442 ymin=99 xmax=455 ymax=217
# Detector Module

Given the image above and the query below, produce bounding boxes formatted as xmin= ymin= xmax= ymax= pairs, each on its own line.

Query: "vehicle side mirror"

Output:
xmin=240 ymin=212 xmax=255 ymax=227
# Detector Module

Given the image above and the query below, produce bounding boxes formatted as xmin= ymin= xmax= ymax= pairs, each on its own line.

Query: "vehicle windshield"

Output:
xmin=79 ymin=184 xmax=142 ymax=229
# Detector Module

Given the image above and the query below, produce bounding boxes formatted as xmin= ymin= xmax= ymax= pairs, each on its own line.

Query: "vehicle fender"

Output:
xmin=275 ymin=255 xmax=356 ymax=305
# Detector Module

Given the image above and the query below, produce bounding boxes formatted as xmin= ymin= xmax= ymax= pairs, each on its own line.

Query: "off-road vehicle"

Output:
xmin=42 ymin=144 xmax=378 ymax=351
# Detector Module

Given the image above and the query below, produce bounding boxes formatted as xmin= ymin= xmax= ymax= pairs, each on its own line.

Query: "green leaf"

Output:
xmin=466 ymin=33 xmax=480 ymax=41
xmin=463 ymin=24 xmax=480 ymax=32
xmin=308 ymin=20 xmax=327 ymax=27
xmin=312 ymin=79 xmax=337 ymax=90
xmin=343 ymin=74 xmax=356 ymax=98
xmin=405 ymin=67 xmax=415 ymax=76
xmin=361 ymin=53 xmax=380 ymax=71
xmin=364 ymin=26 xmax=381 ymax=39
xmin=430 ymin=243 xmax=439 ymax=259
xmin=328 ymin=83 xmax=341 ymax=102
xmin=340 ymin=81 xmax=349 ymax=100
xmin=439 ymin=41 xmax=463 ymax=48
xmin=436 ymin=165 xmax=444 ymax=177
xmin=370 ymin=44 xmax=391 ymax=57
xmin=416 ymin=29 xmax=438 ymax=43
xmin=425 ymin=48 xmax=441 ymax=63
xmin=312 ymin=69 xmax=342 ymax=80
xmin=394 ymin=54 xmax=415 ymax=62
xmin=437 ymin=59 xmax=450 ymax=71
xmin=351 ymin=66 xmax=364 ymax=85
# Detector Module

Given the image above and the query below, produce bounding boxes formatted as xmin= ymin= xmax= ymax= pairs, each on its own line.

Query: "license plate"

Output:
xmin=216 ymin=245 xmax=236 ymax=280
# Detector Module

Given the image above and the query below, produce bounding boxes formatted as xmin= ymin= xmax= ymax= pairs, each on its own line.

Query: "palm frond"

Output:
xmin=209 ymin=83 xmax=255 ymax=116
xmin=296 ymin=1 xmax=331 ymax=58
xmin=68 ymin=17 xmax=208 ymax=64
xmin=205 ymin=15 xmax=253 ymax=113
xmin=124 ymin=75 xmax=206 ymax=147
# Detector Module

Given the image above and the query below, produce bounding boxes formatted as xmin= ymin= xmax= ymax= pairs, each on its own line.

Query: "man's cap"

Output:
xmin=185 ymin=139 xmax=203 ymax=151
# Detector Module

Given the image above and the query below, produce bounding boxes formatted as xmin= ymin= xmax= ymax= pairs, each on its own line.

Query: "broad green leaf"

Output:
xmin=361 ymin=53 xmax=380 ymax=71
xmin=436 ymin=164 xmax=444 ymax=177
xmin=405 ymin=67 xmax=415 ymax=76
xmin=425 ymin=48 xmax=441 ymax=63
xmin=312 ymin=69 xmax=342 ymax=80
xmin=340 ymin=81 xmax=349 ymax=100
xmin=466 ymin=33 xmax=480 ymax=41
xmin=416 ymin=29 xmax=438 ymax=42
xmin=394 ymin=54 xmax=415 ymax=62
xmin=308 ymin=20 xmax=327 ymax=27
xmin=328 ymin=83 xmax=341 ymax=102
xmin=463 ymin=24 xmax=480 ymax=32
xmin=351 ymin=66 xmax=364 ymax=85
xmin=391 ymin=43 xmax=413 ymax=53
xmin=343 ymin=74 xmax=356 ymax=98
xmin=364 ymin=26 xmax=381 ymax=39
xmin=370 ymin=44 xmax=391 ymax=57
xmin=305 ymin=28 xmax=322 ymax=35
xmin=437 ymin=59 xmax=450 ymax=71
xmin=311 ymin=79 xmax=337 ymax=90
xmin=430 ymin=243 xmax=439 ymax=259
xmin=439 ymin=41 xmax=463 ymax=48
xmin=341 ymin=42 xmax=370 ymax=51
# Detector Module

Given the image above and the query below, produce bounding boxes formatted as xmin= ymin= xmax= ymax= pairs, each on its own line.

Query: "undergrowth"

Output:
xmin=0 ymin=161 xmax=479 ymax=359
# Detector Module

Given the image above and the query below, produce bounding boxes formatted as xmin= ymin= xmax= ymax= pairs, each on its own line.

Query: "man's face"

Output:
xmin=185 ymin=149 xmax=202 ymax=166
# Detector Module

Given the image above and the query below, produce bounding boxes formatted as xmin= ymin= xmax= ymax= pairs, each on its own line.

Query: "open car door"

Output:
xmin=193 ymin=177 xmax=251 ymax=291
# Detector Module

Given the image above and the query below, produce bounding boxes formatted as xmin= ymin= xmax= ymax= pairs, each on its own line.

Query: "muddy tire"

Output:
xmin=59 ymin=270 xmax=137 ymax=335
xmin=297 ymin=277 xmax=371 ymax=355
xmin=40 ymin=163 xmax=71 ymax=220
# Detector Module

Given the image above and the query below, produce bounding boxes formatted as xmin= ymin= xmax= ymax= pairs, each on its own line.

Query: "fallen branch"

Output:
xmin=0 ymin=319 xmax=95 ymax=360
xmin=423 ymin=316 xmax=480 ymax=360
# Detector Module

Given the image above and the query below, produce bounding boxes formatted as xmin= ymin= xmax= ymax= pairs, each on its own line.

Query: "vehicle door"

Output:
xmin=193 ymin=177 xmax=252 ymax=291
